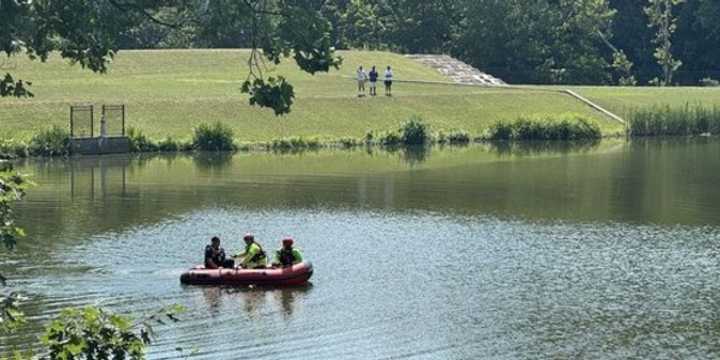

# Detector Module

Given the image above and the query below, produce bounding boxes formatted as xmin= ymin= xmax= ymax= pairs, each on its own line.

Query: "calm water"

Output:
xmin=2 ymin=139 xmax=720 ymax=358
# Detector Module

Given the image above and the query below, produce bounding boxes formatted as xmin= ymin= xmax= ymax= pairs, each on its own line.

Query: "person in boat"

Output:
xmin=234 ymin=233 xmax=268 ymax=269
xmin=205 ymin=236 xmax=234 ymax=269
xmin=272 ymin=237 xmax=304 ymax=268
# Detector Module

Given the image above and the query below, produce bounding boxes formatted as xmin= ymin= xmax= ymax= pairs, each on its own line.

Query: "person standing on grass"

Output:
xmin=368 ymin=66 xmax=379 ymax=96
xmin=357 ymin=65 xmax=367 ymax=97
xmin=384 ymin=66 xmax=393 ymax=96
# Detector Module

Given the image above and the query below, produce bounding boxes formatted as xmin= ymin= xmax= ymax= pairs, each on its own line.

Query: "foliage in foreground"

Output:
xmin=0 ymin=166 xmax=31 ymax=250
xmin=1 ymin=166 xmax=31 ymax=340
xmin=42 ymin=305 xmax=185 ymax=360
xmin=485 ymin=115 xmax=602 ymax=141
xmin=628 ymin=104 xmax=720 ymax=137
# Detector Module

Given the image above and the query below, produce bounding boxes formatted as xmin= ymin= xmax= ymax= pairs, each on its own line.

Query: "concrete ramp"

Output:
xmin=406 ymin=54 xmax=505 ymax=86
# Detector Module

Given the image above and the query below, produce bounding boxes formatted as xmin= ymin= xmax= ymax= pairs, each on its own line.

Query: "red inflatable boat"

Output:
xmin=180 ymin=262 xmax=313 ymax=286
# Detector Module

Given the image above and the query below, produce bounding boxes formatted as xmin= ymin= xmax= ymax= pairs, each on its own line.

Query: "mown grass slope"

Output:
xmin=7 ymin=49 xmax=709 ymax=142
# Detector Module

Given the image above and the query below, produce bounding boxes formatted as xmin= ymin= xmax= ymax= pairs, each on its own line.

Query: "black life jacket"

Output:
xmin=205 ymin=245 xmax=226 ymax=267
xmin=278 ymin=248 xmax=296 ymax=266
xmin=246 ymin=242 xmax=267 ymax=262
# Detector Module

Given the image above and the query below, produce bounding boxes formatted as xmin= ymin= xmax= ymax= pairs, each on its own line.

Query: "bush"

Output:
xmin=486 ymin=122 xmax=514 ymax=141
xmin=0 ymin=140 xmax=29 ymax=159
xmin=271 ymin=136 xmax=322 ymax=151
xmin=446 ymin=130 xmax=471 ymax=145
xmin=192 ymin=122 xmax=235 ymax=151
xmin=338 ymin=137 xmax=358 ymax=148
xmin=157 ymin=137 xmax=181 ymax=152
xmin=400 ymin=116 xmax=429 ymax=145
xmin=29 ymin=126 xmax=70 ymax=157
xmin=377 ymin=131 xmax=402 ymax=146
xmin=699 ymin=78 xmax=720 ymax=87
xmin=127 ymin=127 xmax=158 ymax=152
xmin=628 ymin=104 xmax=720 ymax=137
xmin=486 ymin=114 xmax=602 ymax=141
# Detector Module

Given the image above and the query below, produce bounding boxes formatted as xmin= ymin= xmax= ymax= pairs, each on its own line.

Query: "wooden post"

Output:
xmin=70 ymin=106 xmax=74 ymax=138
xmin=122 ymin=104 xmax=126 ymax=136
xmin=90 ymin=105 xmax=94 ymax=138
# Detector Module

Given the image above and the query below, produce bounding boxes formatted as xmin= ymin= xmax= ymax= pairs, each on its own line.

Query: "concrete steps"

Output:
xmin=406 ymin=54 xmax=505 ymax=86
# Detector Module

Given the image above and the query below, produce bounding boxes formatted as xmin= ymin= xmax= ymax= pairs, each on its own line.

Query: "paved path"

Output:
xmin=406 ymin=54 xmax=505 ymax=86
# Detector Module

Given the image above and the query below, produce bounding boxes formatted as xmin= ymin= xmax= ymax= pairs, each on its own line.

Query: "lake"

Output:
xmin=2 ymin=138 xmax=720 ymax=358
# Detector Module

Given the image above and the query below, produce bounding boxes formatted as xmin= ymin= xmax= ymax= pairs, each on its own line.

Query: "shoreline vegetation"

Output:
xmin=1 ymin=114 xmax=609 ymax=159
xmin=3 ymin=106 xmax=720 ymax=160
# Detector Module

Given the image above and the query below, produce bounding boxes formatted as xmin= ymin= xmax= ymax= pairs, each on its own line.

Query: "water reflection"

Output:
xmin=488 ymin=139 xmax=602 ymax=157
xmin=192 ymin=152 xmax=233 ymax=173
xmin=193 ymin=284 xmax=313 ymax=320
xmin=68 ymin=155 xmax=130 ymax=199
xmin=6 ymin=139 xmax=720 ymax=358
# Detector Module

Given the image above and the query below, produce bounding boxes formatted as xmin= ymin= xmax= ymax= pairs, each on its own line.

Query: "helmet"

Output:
xmin=282 ymin=237 xmax=294 ymax=246
xmin=243 ymin=233 xmax=254 ymax=241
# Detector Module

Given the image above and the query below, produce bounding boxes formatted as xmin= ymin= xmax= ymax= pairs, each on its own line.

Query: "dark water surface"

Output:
xmin=2 ymin=139 xmax=720 ymax=358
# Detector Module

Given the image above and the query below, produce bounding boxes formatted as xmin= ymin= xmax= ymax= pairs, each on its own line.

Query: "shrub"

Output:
xmin=486 ymin=115 xmax=601 ymax=141
xmin=400 ymin=116 xmax=428 ymax=145
xmin=157 ymin=137 xmax=181 ymax=152
xmin=338 ymin=137 xmax=358 ymax=148
xmin=364 ymin=131 xmax=374 ymax=145
xmin=127 ymin=127 xmax=158 ymax=152
xmin=699 ymin=78 xmax=720 ymax=87
xmin=446 ymin=130 xmax=471 ymax=145
xmin=0 ymin=140 xmax=29 ymax=159
xmin=377 ymin=131 xmax=402 ymax=146
xmin=29 ymin=126 xmax=70 ymax=157
xmin=271 ymin=136 xmax=322 ymax=151
xmin=486 ymin=122 xmax=514 ymax=141
xmin=192 ymin=122 xmax=235 ymax=151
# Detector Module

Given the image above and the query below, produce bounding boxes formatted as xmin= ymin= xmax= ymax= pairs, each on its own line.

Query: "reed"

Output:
xmin=486 ymin=114 xmax=602 ymax=141
xmin=628 ymin=104 xmax=720 ymax=137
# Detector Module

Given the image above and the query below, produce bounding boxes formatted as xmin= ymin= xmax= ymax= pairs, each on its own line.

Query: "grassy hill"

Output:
xmin=1 ymin=49 xmax=717 ymax=143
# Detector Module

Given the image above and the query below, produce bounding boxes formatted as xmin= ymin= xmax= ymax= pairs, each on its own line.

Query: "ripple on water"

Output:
xmin=5 ymin=207 xmax=720 ymax=359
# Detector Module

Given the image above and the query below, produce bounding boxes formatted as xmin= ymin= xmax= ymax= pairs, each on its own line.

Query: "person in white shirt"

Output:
xmin=357 ymin=66 xmax=367 ymax=97
xmin=384 ymin=66 xmax=393 ymax=96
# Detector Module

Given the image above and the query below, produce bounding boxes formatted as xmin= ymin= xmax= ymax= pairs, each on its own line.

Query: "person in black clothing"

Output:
xmin=368 ymin=66 xmax=379 ymax=96
xmin=204 ymin=236 xmax=234 ymax=269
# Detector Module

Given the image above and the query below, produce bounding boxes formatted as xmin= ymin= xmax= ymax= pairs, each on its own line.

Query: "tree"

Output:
xmin=457 ymin=0 xmax=615 ymax=84
xmin=0 ymin=0 xmax=342 ymax=115
xmin=645 ymin=0 xmax=684 ymax=86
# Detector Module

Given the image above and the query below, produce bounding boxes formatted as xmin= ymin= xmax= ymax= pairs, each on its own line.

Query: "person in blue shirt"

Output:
xmin=368 ymin=66 xmax=379 ymax=96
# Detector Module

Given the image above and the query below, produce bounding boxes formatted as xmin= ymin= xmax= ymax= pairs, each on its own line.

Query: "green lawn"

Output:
xmin=562 ymin=86 xmax=720 ymax=118
xmin=2 ymin=49 xmax=715 ymax=142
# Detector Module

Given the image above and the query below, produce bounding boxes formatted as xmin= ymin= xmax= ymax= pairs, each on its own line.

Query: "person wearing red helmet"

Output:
xmin=272 ymin=237 xmax=304 ymax=268
xmin=233 ymin=233 xmax=268 ymax=269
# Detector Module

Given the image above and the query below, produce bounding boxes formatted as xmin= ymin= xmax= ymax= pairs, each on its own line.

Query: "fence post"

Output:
xmin=122 ymin=105 xmax=126 ymax=137
xmin=70 ymin=106 xmax=74 ymax=138
xmin=90 ymin=105 xmax=95 ymax=138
